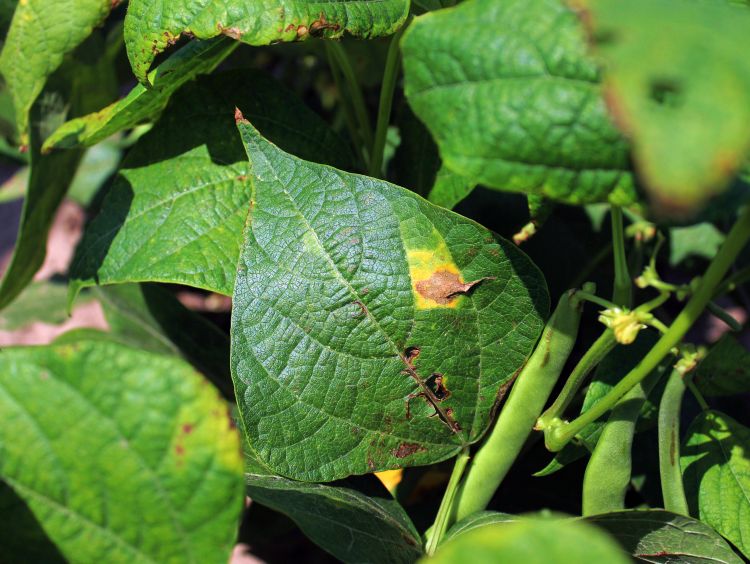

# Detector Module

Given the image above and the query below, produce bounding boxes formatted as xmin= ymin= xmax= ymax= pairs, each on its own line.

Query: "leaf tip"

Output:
xmin=234 ymin=107 xmax=249 ymax=125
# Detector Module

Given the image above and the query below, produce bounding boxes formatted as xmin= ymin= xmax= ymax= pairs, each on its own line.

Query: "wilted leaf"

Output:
xmin=231 ymin=117 xmax=548 ymax=481
xmin=0 ymin=340 xmax=244 ymax=563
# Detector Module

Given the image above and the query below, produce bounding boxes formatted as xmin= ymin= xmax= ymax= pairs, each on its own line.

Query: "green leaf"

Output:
xmin=588 ymin=509 xmax=744 ymax=564
xmin=426 ymin=517 xmax=630 ymax=563
xmin=124 ymin=0 xmax=409 ymax=84
xmin=0 ymin=282 xmax=93 ymax=331
xmin=43 ymin=38 xmax=238 ymax=151
xmin=428 ymin=165 xmax=476 ymax=210
xmin=0 ymin=34 xmax=118 ymax=310
xmin=0 ymin=0 xmax=113 ymax=143
xmin=682 ymin=410 xmax=750 ymax=558
xmin=67 ymin=137 xmax=123 ymax=206
xmin=231 ymin=118 xmax=548 ymax=481
xmin=693 ymin=335 xmax=750 ymax=397
xmin=443 ymin=511 xmax=517 ymax=544
xmin=69 ymin=70 xmax=355 ymax=302
xmin=669 ymin=223 xmax=726 ymax=266
xmin=246 ymin=472 xmax=423 ymax=563
xmin=95 ymin=284 xmax=234 ymax=399
xmin=401 ymin=0 xmax=636 ymax=206
xmin=582 ymin=0 xmax=750 ymax=215
xmin=0 ymin=340 xmax=244 ymax=563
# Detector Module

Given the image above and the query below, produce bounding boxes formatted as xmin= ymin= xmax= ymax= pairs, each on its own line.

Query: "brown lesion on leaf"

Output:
xmin=392 ymin=442 xmax=426 ymax=459
xmin=402 ymin=349 xmax=461 ymax=432
xmin=415 ymin=270 xmax=493 ymax=305
xmin=217 ymin=23 xmax=242 ymax=40
xmin=234 ymin=107 xmax=249 ymax=125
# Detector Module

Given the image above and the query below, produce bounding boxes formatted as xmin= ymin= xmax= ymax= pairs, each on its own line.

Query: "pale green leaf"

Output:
xmin=588 ymin=509 xmax=744 ymax=564
xmin=402 ymin=0 xmax=636 ymax=206
xmin=582 ymin=0 xmax=750 ymax=215
xmin=124 ymin=0 xmax=409 ymax=83
xmin=443 ymin=511 xmax=516 ymax=544
xmin=246 ymin=473 xmax=423 ymax=563
xmin=44 ymin=38 xmax=238 ymax=151
xmin=69 ymin=70 xmax=355 ymax=302
xmin=231 ymin=118 xmax=548 ymax=480
xmin=0 ymin=0 xmax=113 ymax=143
xmin=0 ymin=340 xmax=244 ymax=563
xmin=669 ymin=223 xmax=726 ymax=266
xmin=425 ymin=518 xmax=630 ymax=564
xmin=428 ymin=165 xmax=476 ymax=210
xmin=682 ymin=410 xmax=750 ymax=558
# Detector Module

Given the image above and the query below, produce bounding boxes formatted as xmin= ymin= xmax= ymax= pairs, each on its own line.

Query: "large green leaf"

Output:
xmin=124 ymin=0 xmax=409 ymax=83
xmin=401 ymin=0 xmax=636 ymax=206
xmin=231 ymin=117 xmax=548 ymax=481
xmin=682 ymin=410 xmax=750 ymax=558
xmin=68 ymin=70 xmax=355 ymax=302
xmin=0 ymin=34 xmax=118 ymax=310
xmin=95 ymin=283 xmax=234 ymax=399
xmin=588 ymin=509 xmax=744 ymax=564
xmin=44 ymin=38 xmax=238 ymax=151
xmin=581 ymin=0 xmax=750 ymax=215
xmin=0 ymin=340 xmax=244 ymax=563
xmin=426 ymin=518 xmax=629 ymax=563
xmin=246 ymin=471 xmax=423 ymax=563
xmin=443 ymin=511 xmax=517 ymax=544
xmin=0 ymin=0 xmax=113 ymax=143
xmin=693 ymin=335 xmax=750 ymax=397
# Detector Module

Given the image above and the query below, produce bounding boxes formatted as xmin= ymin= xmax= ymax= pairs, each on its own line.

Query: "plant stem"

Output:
xmin=706 ymin=301 xmax=743 ymax=331
xmin=425 ymin=447 xmax=470 ymax=555
xmin=453 ymin=291 xmax=584 ymax=521
xmin=714 ymin=264 xmax=750 ymax=297
xmin=325 ymin=41 xmax=374 ymax=163
xmin=658 ymin=367 xmax=689 ymax=515
xmin=575 ymin=290 xmax=618 ymax=311
xmin=686 ymin=377 xmax=710 ymax=411
xmin=369 ymin=23 xmax=408 ymax=178
xmin=611 ymin=206 xmax=632 ymax=307
xmin=546 ymin=205 xmax=750 ymax=452
xmin=537 ymin=330 xmax=616 ymax=431
xmin=325 ymin=45 xmax=366 ymax=168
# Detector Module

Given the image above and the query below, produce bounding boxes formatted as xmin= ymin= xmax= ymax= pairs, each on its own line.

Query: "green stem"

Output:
xmin=714 ymin=264 xmax=750 ymax=297
xmin=325 ymin=45 xmax=366 ymax=168
xmin=425 ymin=448 xmax=470 ymax=555
xmin=576 ymin=290 xmax=618 ymax=311
xmin=454 ymin=290 xmax=584 ymax=521
xmin=686 ymin=377 xmax=710 ymax=411
xmin=369 ymin=23 xmax=408 ymax=178
xmin=546 ymin=205 xmax=750 ymax=452
xmin=706 ymin=301 xmax=743 ymax=331
xmin=611 ymin=206 xmax=632 ymax=307
xmin=326 ymin=42 xmax=374 ymax=163
xmin=658 ymin=367 xmax=689 ymax=515
xmin=537 ymin=330 xmax=617 ymax=431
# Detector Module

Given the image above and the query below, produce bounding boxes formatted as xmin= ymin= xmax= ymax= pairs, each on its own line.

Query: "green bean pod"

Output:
xmin=582 ymin=364 xmax=665 ymax=516
xmin=657 ymin=367 xmax=689 ymax=515
xmin=453 ymin=289 xmax=585 ymax=522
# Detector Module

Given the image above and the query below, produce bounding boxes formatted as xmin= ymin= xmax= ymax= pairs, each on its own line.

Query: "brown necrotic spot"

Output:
xmin=415 ymin=270 xmax=486 ymax=305
xmin=392 ymin=442 xmax=426 ymax=459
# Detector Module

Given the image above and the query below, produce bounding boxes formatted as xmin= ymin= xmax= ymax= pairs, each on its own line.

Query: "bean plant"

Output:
xmin=0 ymin=0 xmax=749 ymax=562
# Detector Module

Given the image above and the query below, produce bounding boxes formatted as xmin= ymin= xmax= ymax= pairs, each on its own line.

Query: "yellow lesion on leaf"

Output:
xmin=406 ymin=232 xmax=469 ymax=310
